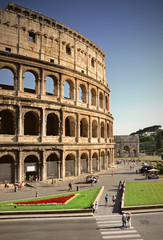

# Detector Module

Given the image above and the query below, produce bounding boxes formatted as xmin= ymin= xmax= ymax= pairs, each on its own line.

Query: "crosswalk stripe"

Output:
xmin=101 ymin=230 xmax=137 ymax=235
xmin=97 ymin=220 xmax=122 ymax=224
xmin=99 ymin=227 xmax=134 ymax=231
xmin=103 ymin=234 xmax=141 ymax=239
xmin=98 ymin=224 xmax=122 ymax=227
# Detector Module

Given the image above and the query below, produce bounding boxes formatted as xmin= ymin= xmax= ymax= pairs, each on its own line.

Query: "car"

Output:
xmin=140 ymin=165 xmax=153 ymax=173
xmin=86 ymin=175 xmax=98 ymax=183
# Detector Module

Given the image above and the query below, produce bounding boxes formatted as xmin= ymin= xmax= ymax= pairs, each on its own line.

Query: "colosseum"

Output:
xmin=0 ymin=2 xmax=114 ymax=184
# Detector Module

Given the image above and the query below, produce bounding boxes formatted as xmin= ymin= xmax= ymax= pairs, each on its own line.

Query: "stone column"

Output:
xmin=59 ymin=73 xmax=63 ymax=103
xmin=18 ymin=150 xmax=24 ymax=182
xmin=74 ymin=38 xmax=77 ymax=70
xmin=89 ymin=115 xmax=92 ymax=143
xmin=76 ymin=113 xmax=80 ymax=143
xmin=87 ymin=82 xmax=90 ymax=108
xmin=77 ymin=150 xmax=80 ymax=175
xmin=60 ymin=150 xmax=65 ymax=178
xmin=17 ymin=106 xmax=22 ymax=141
xmin=41 ymin=151 xmax=47 ymax=181
xmin=16 ymin=64 xmax=23 ymax=96
xmin=41 ymin=108 xmax=46 ymax=142
xmin=97 ymin=87 xmax=99 ymax=111
xmin=75 ymin=77 xmax=78 ymax=105
xmin=89 ymin=150 xmax=92 ymax=174
xmin=57 ymin=161 xmax=61 ymax=178
xmin=105 ymin=119 xmax=107 ymax=143
xmin=98 ymin=149 xmax=101 ymax=171
xmin=98 ymin=117 xmax=101 ymax=143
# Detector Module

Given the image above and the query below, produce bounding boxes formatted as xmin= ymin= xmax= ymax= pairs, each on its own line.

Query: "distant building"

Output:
xmin=114 ymin=135 xmax=139 ymax=158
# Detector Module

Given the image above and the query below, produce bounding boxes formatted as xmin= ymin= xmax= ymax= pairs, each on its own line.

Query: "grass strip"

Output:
xmin=124 ymin=182 xmax=163 ymax=206
xmin=0 ymin=187 xmax=100 ymax=211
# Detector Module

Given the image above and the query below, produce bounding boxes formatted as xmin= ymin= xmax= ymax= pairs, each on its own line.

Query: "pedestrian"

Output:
xmin=20 ymin=183 xmax=22 ymax=190
xmin=112 ymin=195 xmax=116 ymax=205
xmin=127 ymin=212 xmax=132 ymax=228
xmin=36 ymin=191 xmax=38 ymax=197
xmin=95 ymin=201 xmax=98 ymax=213
xmin=122 ymin=212 xmax=127 ymax=228
xmin=14 ymin=184 xmax=17 ymax=192
xmin=69 ymin=182 xmax=72 ymax=191
xmin=105 ymin=194 xmax=109 ymax=206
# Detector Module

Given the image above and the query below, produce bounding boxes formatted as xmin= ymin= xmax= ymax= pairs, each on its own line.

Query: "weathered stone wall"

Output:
xmin=0 ymin=3 xmax=114 ymax=183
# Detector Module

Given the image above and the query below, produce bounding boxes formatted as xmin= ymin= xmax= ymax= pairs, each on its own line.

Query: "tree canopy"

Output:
xmin=130 ymin=125 xmax=162 ymax=136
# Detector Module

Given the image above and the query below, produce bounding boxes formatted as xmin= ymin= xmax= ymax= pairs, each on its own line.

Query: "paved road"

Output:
xmin=0 ymin=162 xmax=163 ymax=240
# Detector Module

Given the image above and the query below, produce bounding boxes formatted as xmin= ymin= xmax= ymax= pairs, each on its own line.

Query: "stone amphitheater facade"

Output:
xmin=0 ymin=2 xmax=114 ymax=183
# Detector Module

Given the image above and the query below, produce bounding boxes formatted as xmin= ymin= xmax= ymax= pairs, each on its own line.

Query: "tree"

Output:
xmin=156 ymin=131 xmax=163 ymax=150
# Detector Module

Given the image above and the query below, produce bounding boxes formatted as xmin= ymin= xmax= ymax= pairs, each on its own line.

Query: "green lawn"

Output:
xmin=0 ymin=187 xmax=100 ymax=211
xmin=124 ymin=182 xmax=163 ymax=206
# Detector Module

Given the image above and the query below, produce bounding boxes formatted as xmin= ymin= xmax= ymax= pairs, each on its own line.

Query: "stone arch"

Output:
xmin=0 ymin=154 xmax=15 ymax=183
xmin=123 ymin=145 xmax=130 ymax=157
xmin=92 ymin=152 xmax=98 ymax=172
xmin=99 ymin=92 xmax=104 ymax=108
xmin=107 ymin=123 xmax=110 ymax=138
xmin=79 ymin=84 xmax=87 ymax=103
xmin=24 ymin=155 xmax=39 ymax=180
xmin=92 ymin=120 xmax=97 ymax=138
xmin=46 ymin=153 xmax=59 ymax=179
xmin=101 ymin=121 xmax=105 ymax=138
xmin=0 ymin=67 xmax=14 ymax=90
xmin=101 ymin=151 xmax=105 ymax=169
xmin=80 ymin=118 xmax=88 ymax=137
xmin=24 ymin=111 xmax=39 ymax=135
xmin=0 ymin=109 xmax=16 ymax=135
xmin=64 ymin=79 xmax=74 ymax=99
xmin=65 ymin=116 xmax=75 ymax=137
xmin=80 ymin=153 xmax=88 ymax=174
xmin=46 ymin=113 xmax=59 ymax=136
xmin=107 ymin=150 xmax=110 ymax=167
xmin=24 ymin=70 xmax=38 ymax=94
xmin=90 ymin=88 xmax=96 ymax=106
xmin=65 ymin=153 xmax=75 ymax=176
xmin=133 ymin=149 xmax=137 ymax=157
xmin=46 ymin=75 xmax=58 ymax=96
xmin=105 ymin=95 xmax=108 ymax=110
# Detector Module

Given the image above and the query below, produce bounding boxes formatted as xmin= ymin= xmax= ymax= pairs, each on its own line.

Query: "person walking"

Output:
xmin=127 ymin=213 xmax=132 ymax=228
xmin=122 ymin=212 xmax=127 ymax=228
xmin=95 ymin=201 xmax=98 ymax=213
xmin=112 ymin=195 xmax=116 ymax=205
xmin=105 ymin=194 xmax=109 ymax=206
xmin=69 ymin=182 xmax=72 ymax=191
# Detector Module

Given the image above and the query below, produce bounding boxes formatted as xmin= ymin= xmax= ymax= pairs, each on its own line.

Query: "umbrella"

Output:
xmin=148 ymin=169 xmax=160 ymax=172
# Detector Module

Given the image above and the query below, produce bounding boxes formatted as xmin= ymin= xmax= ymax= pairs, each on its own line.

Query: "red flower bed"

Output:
xmin=14 ymin=194 xmax=75 ymax=205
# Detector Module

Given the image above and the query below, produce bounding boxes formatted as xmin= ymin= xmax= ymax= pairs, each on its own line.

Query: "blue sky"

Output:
xmin=0 ymin=0 xmax=163 ymax=135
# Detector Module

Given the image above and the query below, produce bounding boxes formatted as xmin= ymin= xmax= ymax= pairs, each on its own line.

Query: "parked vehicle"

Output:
xmin=140 ymin=165 xmax=153 ymax=173
xmin=86 ymin=175 xmax=98 ymax=183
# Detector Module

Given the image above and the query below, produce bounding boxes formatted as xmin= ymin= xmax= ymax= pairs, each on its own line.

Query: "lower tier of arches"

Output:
xmin=0 ymin=146 xmax=114 ymax=183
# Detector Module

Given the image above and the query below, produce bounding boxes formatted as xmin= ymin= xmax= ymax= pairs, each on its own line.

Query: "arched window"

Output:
xmin=46 ymin=76 xmax=58 ymax=96
xmin=101 ymin=151 xmax=105 ymax=169
xmin=46 ymin=153 xmax=59 ymax=179
xmin=65 ymin=154 xmax=75 ymax=176
xmin=92 ymin=120 xmax=97 ymax=138
xmin=91 ymin=58 xmax=95 ymax=67
xmin=101 ymin=122 xmax=105 ymax=138
xmin=66 ymin=44 xmax=71 ymax=55
xmin=90 ymin=88 xmax=96 ymax=106
xmin=107 ymin=123 xmax=110 ymax=138
xmin=92 ymin=152 xmax=98 ymax=172
xmin=46 ymin=113 xmax=59 ymax=136
xmin=0 ymin=68 xmax=14 ymax=90
xmin=24 ymin=155 xmax=39 ymax=180
xmin=24 ymin=111 xmax=39 ymax=135
xmin=0 ymin=155 xmax=14 ymax=183
xmin=24 ymin=71 xmax=36 ymax=93
xmin=64 ymin=80 xmax=74 ymax=100
xmin=79 ymin=84 xmax=86 ymax=103
xmin=105 ymin=96 xmax=108 ymax=110
xmin=0 ymin=110 xmax=15 ymax=135
xmin=80 ymin=153 xmax=88 ymax=174
xmin=80 ymin=118 xmax=88 ymax=137
xmin=65 ymin=116 xmax=75 ymax=137
xmin=99 ymin=92 xmax=104 ymax=108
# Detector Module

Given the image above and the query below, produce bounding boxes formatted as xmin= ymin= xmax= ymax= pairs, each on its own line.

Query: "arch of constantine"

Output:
xmin=114 ymin=135 xmax=139 ymax=158
xmin=0 ymin=2 xmax=114 ymax=183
